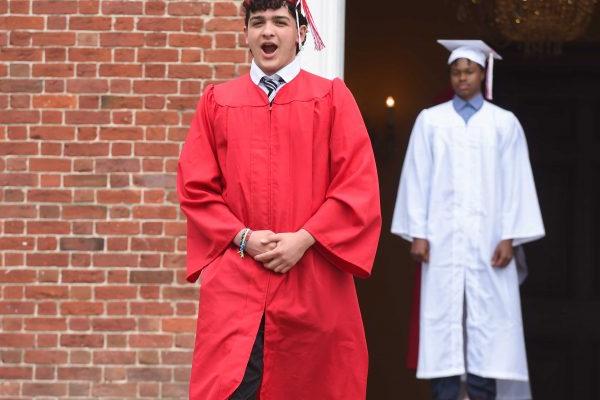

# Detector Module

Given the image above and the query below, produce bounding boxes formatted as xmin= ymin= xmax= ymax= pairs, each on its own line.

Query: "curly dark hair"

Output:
xmin=242 ymin=0 xmax=308 ymax=28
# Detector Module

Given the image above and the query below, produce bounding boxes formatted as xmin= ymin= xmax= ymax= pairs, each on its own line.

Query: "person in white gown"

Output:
xmin=392 ymin=40 xmax=545 ymax=400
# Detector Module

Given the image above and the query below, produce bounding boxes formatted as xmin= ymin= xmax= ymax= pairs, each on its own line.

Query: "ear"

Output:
xmin=243 ymin=26 xmax=249 ymax=45
xmin=298 ymin=24 xmax=308 ymax=44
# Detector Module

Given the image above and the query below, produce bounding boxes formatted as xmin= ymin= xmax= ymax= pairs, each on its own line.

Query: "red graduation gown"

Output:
xmin=177 ymin=70 xmax=381 ymax=399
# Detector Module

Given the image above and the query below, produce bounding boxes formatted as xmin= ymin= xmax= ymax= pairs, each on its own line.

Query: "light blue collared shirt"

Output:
xmin=452 ymin=92 xmax=484 ymax=123
xmin=250 ymin=57 xmax=301 ymax=102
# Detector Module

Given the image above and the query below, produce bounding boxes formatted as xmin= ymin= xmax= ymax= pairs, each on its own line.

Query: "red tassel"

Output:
xmin=300 ymin=0 xmax=325 ymax=51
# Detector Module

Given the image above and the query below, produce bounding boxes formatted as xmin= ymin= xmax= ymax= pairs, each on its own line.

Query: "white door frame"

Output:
xmin=300 ymin=0 xmax=346 ymax=79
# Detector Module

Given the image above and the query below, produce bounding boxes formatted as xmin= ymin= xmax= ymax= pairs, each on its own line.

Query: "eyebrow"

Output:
xmin=249 ymin=15 xmax=292 ymax=23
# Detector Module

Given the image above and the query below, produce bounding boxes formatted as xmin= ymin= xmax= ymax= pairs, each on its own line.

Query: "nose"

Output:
xmin=261 ymin=21 xmax=275 ymax=38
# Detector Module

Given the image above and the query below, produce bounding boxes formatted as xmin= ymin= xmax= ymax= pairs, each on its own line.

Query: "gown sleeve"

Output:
xmin=391 ymin=110 xmax=432 ymax=242
xmin=177 ymin=85 xmax=245 ymax=282
xmin=500 ymin=115 xmax=545 ymax=245
xmin=302 ymin=78 xmax=382 ymax=278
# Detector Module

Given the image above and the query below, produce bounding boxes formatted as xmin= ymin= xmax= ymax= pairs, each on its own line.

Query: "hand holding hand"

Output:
xmin=253 ymin=229 xmax=315 ymax=274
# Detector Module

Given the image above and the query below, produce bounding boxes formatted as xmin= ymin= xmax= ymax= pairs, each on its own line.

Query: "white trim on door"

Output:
xmin=299 ymin=0 xmax=346 ymax=79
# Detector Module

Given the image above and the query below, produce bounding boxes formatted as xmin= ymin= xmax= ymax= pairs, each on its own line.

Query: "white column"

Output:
xmin=299 ymin=0 xmax=346 ymax=79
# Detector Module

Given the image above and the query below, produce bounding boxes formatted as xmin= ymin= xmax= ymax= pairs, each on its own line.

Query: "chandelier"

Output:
xmin=453 ymin=0 xmax=598 ymax=55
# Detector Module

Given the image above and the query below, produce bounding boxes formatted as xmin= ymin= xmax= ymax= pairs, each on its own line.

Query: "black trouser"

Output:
xmin=430 ymin=374 xmax=496 ymax=400
xmin=229 ymin=317 xmax=265 ymax=400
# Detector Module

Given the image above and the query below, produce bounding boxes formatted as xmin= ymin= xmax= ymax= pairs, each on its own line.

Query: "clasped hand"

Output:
xmin=243 ymin=229 xmax=315 ymax=274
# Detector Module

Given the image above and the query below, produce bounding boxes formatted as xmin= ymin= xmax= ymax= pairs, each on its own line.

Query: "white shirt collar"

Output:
xmin=250 ymin=56 xmax=301 ymax=86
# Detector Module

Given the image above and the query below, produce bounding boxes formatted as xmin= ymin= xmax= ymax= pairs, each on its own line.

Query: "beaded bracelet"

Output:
xmin=238 ymin=228 xmax=251 ymax=258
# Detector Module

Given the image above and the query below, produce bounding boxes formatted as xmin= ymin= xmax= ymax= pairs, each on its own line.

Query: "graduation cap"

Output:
xmin=243 ymin=0 xmax=325 ymax=51
xmin=437 ymin=40 xmax=502 ymax=100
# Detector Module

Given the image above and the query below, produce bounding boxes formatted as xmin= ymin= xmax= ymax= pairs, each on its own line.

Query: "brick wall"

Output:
xmin=0 ymin=1 xmax=248 ymax=398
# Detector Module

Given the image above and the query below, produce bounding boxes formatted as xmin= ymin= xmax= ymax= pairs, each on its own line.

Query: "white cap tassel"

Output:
xmin=485 ymin=51 xmax=494 ymax=100
xmin=295 ymin=6 xmax=303 ymax=51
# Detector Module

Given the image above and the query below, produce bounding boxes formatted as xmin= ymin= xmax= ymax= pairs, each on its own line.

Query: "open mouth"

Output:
xmin=261 ymin=43 xmax=278 ymax=55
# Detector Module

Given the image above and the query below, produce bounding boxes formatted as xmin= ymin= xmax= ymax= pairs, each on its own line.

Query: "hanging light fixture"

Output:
xmin=452 ymin=0 xmax=598 ymax=55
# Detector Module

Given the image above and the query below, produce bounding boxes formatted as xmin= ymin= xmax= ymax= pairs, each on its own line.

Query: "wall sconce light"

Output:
xmin=386 ymin=96 xmax=396 ymax=109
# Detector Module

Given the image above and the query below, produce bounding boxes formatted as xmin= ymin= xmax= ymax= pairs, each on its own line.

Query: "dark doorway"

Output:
xmin=345 ymin=2 xmax=600 ymax=399
xmin=495 ymin=52 xmax=600 ymax=399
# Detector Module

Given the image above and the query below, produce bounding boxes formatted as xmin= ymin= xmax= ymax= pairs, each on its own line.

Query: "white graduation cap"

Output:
xmin=437 ymin=39 xmax=503 ymax=100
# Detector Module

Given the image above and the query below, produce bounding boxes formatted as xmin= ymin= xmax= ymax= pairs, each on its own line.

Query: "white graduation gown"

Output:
xmin=392 ymin=101 xmax=545 ymax=388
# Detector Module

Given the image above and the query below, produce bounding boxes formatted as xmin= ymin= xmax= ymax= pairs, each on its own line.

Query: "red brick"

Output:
xmin=0 ymin=301 xmax=35 ymax=314
xmin=183 ymin=18 xmax=204 ymax=33
xmin=133 ymin=80 xmax=177 ymax=94
xmin=131 ymin=237 xmax=175 ymax=252
xmin=25 ymin=286 xmax=68 ymax=300
xmin=61 ymin=302 xmax=104 ymax=316
xmin=59 ymin=238 xmax=104 ymax=251
xmin=27 ymin=221 xmax=70 ymax=234
xmin=65 ymin=111 xmax=110 ymax=125
xmin=33 ymin=1 xmax=78 ymax=14
xmin=100 ymin=32 xmax=145 ymax=47
xmin=25 ymin=350 xmax=68 ymax=365
xmin=32 ymin=32 xmax=76 ymax=46
xmin=99 ymin=63 xmax=143 ymax=77
xmin=130 ymin=302 xmax=174 ymax=316
xmin=37 ymin=236 xmax=58 ymax=251
xmin=94 ymin=286 xmax=137 ymax=299
xmin=4 ymin=219 xmax=25 ymax=233
xmin=33 ymin=64 xmax=74 ymax=78
xmin=57 ymin=367 xmax=101 ymax=381
xmin=137 ymin=49 xmax=178 ymax=62
xmin=39 ymin=204 xmax=61 ymax=218
xmin=64 ymin=174 xmax=107 ymax=187
xmin=93 ymin=254 xmax=138 ymax=267
xmin=69 ymin=17 xmax=112 ymax=31
xmin=97 ymin=189 xmax=142 ymax=204
xmin=92 ymin=318 xmax=136 ymax=331
xmin=79 ymin=1 xmax=100 ymax=14
xmin=0 ymin=110 xmax=39 ymax=123
xmin=214 ymin=2 xmax=239 ymax=16
xmin=62 ymin=205 xmax=107 ymax=219
xmin=162 ymin=350 xmax=193 ymax=365
xmin=102 ymin=1 xmax=143 ymax=14
xmin=114 ymin=16 xmax=134 ymax=30
xmin=23 ymin=383 xmax=67 ymax=396
xmin=32 ymin=95 xmax=77 ymax=109
xmin=162 ymin=318 xmax=195 ymax=333
xmin=67 ymin=78 xmax=109 ymax=93
xmin=0 ymin=79 xmax=43 ymax=93
xmin=30 ymin=159 xmax=72 ymax=173
xmin=0 ymin=205 xmax=36 ymax=217
xmin=60 ymin=334 xmax=104 ymax=348
xmin=127 ymin=367 xmax=171 ymax=381
xmin=0 ymin=237 xmax=34 ymax=250
xmin=169 ymin=33 xmax=212 ymax=48
xmin=0 ymin=48 xmax=41 ymax=62
xmin=132 ymin=175 xmax=176 ymax=189
xmin=0 ymin=269 xmax=35 ymax=284
xmin=135 ymin=111 xmax=179 ymax=125
xmin=25 ymin=318 xmax=67 ymax=331
xmin=27 ymin=189 xmax=72 ymax=202
xmin=0 ymin=16 xmax=45 ymax=30
xmin=26 ymin=253 xmax=69 ymax=267
xmin=112 ymin=142 xmax=132 ymax=156
xmin=0 ymin=366 xmax=32 ymax=380
xmin=61 ymin=270 xmax=104 ymax=283
xmin=0 ymin=334 xmax=33 ymax=349
xmin=0 ymin=142 xmax=37 ymax=155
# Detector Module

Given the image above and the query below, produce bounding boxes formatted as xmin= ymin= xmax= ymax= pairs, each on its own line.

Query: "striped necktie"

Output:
xmin=260 ymin=76 xmax=285 ymax=101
